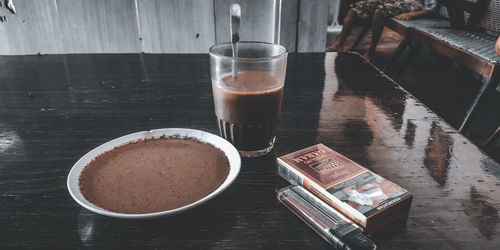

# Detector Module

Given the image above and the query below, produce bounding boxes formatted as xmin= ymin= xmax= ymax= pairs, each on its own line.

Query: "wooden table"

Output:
xmin=1 ymin=52 xmax=499 ymax=249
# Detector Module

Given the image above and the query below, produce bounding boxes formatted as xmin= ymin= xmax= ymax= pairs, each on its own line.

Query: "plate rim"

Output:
xmin=67 ymin=128 xmax=241 ymax=219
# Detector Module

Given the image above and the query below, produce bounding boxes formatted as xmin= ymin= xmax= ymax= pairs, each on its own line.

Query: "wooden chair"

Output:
xmin=381 ymin=16 xmax=451 ymax=73
xmin=384 ymin=0 xmax=499 ymax=133
xmin=350 ymin=9 xmax=451 ymax=52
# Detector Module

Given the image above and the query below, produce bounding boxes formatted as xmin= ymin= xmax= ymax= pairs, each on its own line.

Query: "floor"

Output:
xmin=326 ymin=26 xmax=500 ymax=163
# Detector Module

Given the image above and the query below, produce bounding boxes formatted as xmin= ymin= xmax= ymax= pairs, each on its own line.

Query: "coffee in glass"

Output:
xmin=209 ymin=42 xmax=287 ymax=157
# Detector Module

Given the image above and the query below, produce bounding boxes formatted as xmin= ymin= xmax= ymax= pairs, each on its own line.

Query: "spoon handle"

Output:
xmin=230 ymin=3 xmax=241 ymax=55
xmin=230 ymin=4 xmax=241 ymax=78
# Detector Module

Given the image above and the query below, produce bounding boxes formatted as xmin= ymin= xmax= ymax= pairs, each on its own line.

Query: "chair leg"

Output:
xmin=393 ymin=41 xmax=422 ymax=79
xmin=384 ymin=35 xmax=411 ymax=73
xmin=459 ymin=75 xmax=498 ymax=132
xmin=482 ymin=126 xmax=500 ymax=147
xmin=350 ymin=24 xmax=370 ymax=51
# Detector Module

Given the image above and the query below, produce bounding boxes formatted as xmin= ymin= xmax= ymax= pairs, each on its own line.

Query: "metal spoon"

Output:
xmin=230 ymin=3 xmax=241 ymax=78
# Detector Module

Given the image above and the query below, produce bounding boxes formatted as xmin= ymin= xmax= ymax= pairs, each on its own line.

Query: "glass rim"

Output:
xmin=209 ymin=41 xmax=288 ymax=61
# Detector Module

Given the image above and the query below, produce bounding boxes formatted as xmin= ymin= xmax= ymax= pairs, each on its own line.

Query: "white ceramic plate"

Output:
xmin=67 ymin=128 xmax=241 ymax=219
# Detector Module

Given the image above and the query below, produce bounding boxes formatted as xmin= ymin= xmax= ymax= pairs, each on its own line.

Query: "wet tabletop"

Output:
xmin=1 ymin=52 xmax=499 ymax=249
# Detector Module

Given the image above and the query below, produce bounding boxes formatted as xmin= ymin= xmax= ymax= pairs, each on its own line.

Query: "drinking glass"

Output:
xmin=209 ymin=42 xmax=287 ymax=157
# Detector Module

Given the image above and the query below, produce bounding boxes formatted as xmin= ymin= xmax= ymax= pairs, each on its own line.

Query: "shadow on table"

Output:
xmin=76 ymin=191 xmax=238 ymax=249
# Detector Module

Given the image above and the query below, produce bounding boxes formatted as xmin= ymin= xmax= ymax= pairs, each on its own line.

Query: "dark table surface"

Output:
xmin=1 ymin=52 xmax=499 ymax=249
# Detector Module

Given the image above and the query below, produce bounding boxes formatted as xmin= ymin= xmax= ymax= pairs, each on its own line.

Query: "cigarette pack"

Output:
xmin=277 ymin=144 xmax=413 ymax=233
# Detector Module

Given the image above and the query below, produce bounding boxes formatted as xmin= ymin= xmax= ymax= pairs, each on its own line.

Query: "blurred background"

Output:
xmin=0 ymin=0 xmax=498 ymax=162
xmin=0 ymin=0 xmax=336 ymax=54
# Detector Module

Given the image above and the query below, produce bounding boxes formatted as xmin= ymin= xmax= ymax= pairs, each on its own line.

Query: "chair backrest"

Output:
xmin=438 ymin=0 xmax=491 ymax=29
xmin=476 ymin=0 xmax=500 ymax=33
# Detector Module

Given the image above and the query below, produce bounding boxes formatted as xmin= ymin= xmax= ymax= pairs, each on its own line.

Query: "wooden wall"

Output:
xmin=0 ymin=0 xmax=329 ymax=55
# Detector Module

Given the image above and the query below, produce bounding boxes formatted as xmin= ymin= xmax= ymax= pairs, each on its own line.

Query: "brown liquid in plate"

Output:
xmin=78 ymin=137 xmax=230 ymax=214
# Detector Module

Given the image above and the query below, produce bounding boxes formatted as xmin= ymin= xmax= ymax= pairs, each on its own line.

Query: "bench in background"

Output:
xmin=383 ymin=0 xmax=499 ymax=135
